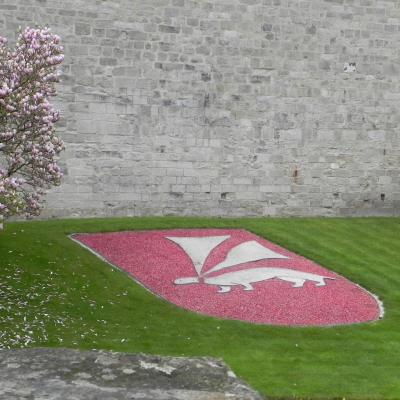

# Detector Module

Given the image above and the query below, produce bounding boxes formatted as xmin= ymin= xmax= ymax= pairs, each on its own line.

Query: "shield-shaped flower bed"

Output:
xmin=72 ymin=229 xmax=383 ymax=326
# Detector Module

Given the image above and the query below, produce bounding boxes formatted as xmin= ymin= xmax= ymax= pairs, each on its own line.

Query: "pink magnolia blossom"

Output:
xmin=0 ymin=27 xmax=64 ymax=217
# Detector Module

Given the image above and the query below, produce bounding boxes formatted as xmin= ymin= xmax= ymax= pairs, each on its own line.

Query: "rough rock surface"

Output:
xmin=0 ymin=348 xmax=264 ymax=400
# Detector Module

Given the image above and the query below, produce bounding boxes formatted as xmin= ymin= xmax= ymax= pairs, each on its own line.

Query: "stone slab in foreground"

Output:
xmin=0 ymin=348 xmax=264 ymax=400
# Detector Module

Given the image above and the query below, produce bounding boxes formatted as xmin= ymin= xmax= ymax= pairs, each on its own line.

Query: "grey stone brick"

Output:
xmin=100 ymin=57 xmax=118 ymax=66
xmin=75 ymin=23 xmax=91 ymax=36
xmin=159 ymin=25 xmax=181 ymax=33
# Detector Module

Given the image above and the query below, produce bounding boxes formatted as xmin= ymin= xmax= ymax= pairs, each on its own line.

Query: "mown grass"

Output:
xmin=1 ymin=217 xmax=399 ymax=399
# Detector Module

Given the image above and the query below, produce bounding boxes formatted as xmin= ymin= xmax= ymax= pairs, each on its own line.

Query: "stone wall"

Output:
xmin=2 ymin=0 xmax=400 ymax=217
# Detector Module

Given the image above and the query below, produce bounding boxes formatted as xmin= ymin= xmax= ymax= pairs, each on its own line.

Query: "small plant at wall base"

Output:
xmin=0 ymin=27 xmax=64 ymax=220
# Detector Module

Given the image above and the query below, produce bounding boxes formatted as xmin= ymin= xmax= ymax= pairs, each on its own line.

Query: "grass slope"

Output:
xmin=1 ymin=217 xmax=399 ymax=399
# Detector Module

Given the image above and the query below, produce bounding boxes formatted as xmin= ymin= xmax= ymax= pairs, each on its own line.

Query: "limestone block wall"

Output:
xmin=1 ymin=0 xmax=400 ymax=217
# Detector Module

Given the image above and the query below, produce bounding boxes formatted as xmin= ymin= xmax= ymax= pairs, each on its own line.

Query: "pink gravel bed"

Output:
xmin=72 ymin=229 xmax=382 ymax=326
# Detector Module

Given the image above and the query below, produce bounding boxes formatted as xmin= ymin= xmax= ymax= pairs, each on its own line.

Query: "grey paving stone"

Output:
xmin=0 ymin=348 xmax=264 ymax=400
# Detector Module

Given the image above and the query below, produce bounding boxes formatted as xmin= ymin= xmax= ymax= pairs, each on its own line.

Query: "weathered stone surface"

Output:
xmin=0 ymin=348 xmax=264 ymax=399
xmin=1 ymin=0 xmax=400 ymax=218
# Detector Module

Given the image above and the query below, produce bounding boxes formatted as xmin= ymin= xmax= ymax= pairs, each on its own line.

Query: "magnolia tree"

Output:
xmin=0 ymin=27 xmax=64 ymax=218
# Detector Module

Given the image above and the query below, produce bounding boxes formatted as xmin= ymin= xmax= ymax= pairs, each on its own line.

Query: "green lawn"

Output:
xmin=1 ymin=217 xmax=400 ymax=399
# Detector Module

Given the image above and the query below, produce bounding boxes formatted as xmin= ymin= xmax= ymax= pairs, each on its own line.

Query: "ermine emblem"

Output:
xmin=167 ymin=236 xmax=335 ymax=293
xmin=175 ymin=267 xmax=334 ymax=293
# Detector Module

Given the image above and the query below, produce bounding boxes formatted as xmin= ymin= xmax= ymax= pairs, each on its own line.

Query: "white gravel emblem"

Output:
xmin=167 ymin=236 xmax=334 ymax=293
